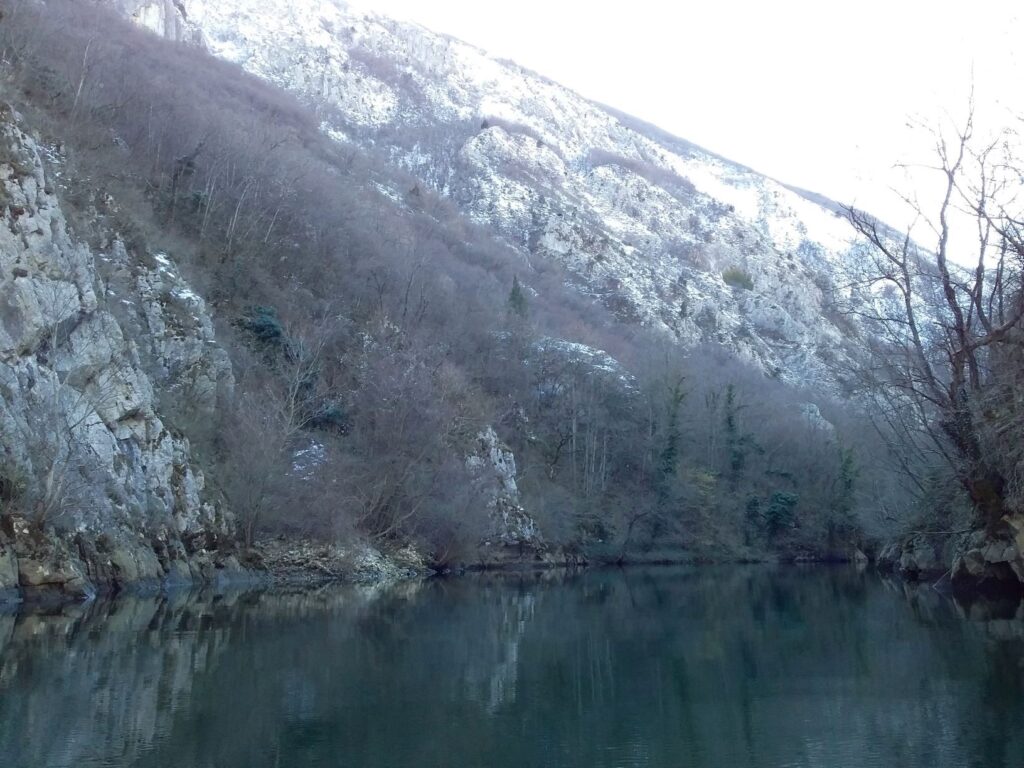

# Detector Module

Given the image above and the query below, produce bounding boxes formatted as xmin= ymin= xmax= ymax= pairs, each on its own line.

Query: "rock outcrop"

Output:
xmin=878 ymin=514 xmax=1024 ymax=595
xmin=114 ymin=0 xmax=202 ymax=43
xmin=950 ymin=514 xmax=1024 ymax=593
xmin=0 ymin=107 xmax=248 ymax=600
xmin=467 ymin=427 xmax=541 ymax=549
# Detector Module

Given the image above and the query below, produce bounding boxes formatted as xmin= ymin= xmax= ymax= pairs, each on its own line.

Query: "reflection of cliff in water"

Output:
xmin=0 ymin=585 xmax=424 ymax=768
xmin=0 ymin=593 xmax=232 ymax=768
xmin=883 ymin=574 xmax=1024 ymax=640
xmin=458 ymin=586 xmax=536 ymax=712
xmin=1 ymin=567 xmax=1023 ymax=768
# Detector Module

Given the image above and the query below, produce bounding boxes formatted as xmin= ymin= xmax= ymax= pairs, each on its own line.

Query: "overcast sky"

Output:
xmin=361 ymin=0 xmax=1022 ymax=224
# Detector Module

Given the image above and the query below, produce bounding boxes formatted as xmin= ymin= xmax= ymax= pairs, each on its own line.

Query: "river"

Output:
xmin=1 ymin=565 xmax=1022 ymax=767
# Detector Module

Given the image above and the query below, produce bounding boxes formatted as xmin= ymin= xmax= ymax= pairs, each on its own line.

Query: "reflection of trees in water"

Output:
xmin=881 ymin=577 xmax=1024 ymax=768
xmin=1 ymin=569 xmax=1023 ymax=768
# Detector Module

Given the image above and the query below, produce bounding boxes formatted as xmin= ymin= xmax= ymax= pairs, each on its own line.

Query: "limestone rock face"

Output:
xmin=113 ymin=0 xmax=201 ymax=43
xmin=103 ymin=245 xmax=235 ymax=415
xmin=0 ymin=113 xmax=97 ymax=359
xmin=467 ymin=427 xmax=540 ymax=547
xmin=0 ymin=108 xmax=240 ymax=599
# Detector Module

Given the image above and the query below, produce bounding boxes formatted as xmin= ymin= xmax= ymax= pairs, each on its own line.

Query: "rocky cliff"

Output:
xmin=0 ymin=107 xmax=248 ymax=601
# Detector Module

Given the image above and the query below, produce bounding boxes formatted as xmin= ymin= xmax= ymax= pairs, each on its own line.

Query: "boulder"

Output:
xmin=953 ymin=548 xmax=989 ymax=580
xmin=897 ymin=535 xmax=944 ymax=579
xmin=108 ymin=541 xmax=164 ymax=587
xmin=876 ymin=541 xmax=901 ymax=572
xmin=951 ymin=527 xmax=1024 ymax=593
xmin=15 ymin=536 xmax=94 ymax=600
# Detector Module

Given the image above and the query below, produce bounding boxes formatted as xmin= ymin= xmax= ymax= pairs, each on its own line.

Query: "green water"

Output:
xmin=1 ymin=566 xmax=1022 ymax=768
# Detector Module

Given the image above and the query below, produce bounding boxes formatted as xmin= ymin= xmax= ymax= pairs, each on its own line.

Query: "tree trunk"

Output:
xmin=964 ymin=471 xmax=1007 ymax=533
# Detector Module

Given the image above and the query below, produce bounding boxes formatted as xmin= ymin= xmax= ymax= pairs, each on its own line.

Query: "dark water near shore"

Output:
xmin=1 ymin=566 xmax=1023 ymax=768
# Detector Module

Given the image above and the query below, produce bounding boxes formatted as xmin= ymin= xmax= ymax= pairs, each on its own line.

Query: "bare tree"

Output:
xmin=842 ymin=105 xmax=1024 ymax=531
xmin=223 ymin=312 xmax=341 ymax=548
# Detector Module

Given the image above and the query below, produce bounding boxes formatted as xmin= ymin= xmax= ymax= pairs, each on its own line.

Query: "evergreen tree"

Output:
xmin=508 ymin=275 xmax=528 ymax=318
xmin=834 ymin=445 xmax=858 ymax=517
xmin=657 ymin=379 xmax=687 ymax=507
xmin=724 ymin=384 xmax=746 ymax=479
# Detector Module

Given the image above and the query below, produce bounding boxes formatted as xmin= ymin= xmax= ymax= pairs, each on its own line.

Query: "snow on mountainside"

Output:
xmin=115 ymin=0 xmax=869 ymax=389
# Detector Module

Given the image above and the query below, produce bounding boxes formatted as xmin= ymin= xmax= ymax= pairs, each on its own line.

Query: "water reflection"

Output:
xmin=1 ymin=567 xmax=1022 ymax=768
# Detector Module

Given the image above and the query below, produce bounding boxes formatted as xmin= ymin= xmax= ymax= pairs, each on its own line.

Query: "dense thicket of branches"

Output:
xmin=842 ymin=110 xmax=1024 ymax=537
xmin=0 ymin=0 xmax=906 ymax=563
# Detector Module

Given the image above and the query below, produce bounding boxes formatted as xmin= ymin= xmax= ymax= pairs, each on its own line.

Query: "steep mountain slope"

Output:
xmin=0 ymin=0 xmax=911 ymax=597
xmin=117 ymin=0 xmax=866 ymax=389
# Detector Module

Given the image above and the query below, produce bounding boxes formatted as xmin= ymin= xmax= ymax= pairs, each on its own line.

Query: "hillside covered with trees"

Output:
xmin=0 ymin=0 xmax=1020 ymax=599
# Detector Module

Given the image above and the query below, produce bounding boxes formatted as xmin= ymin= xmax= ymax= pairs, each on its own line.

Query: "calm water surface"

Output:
xmin=1 ymin=566 xmax=1023 ymax=768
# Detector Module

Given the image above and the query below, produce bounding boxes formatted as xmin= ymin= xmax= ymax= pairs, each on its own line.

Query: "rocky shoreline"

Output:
xmin=0 ymin=515 xmax=260 ymax=604
xmin=7 ymin=523 xmax=1024 ymax=608
xmin=876 ymin=512 xmax=1024 ymax=596
xmin=0 ymin=519 xmax=592 ymax=605
xmin=255 ymin=537 xmax=432 ymax=586
xmin=0 ymin=521 xmax=868 ymax=607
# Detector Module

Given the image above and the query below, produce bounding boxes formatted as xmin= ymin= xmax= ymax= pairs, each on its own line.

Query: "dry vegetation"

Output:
xmin=0 ymin=0 xmax=950 ymax=565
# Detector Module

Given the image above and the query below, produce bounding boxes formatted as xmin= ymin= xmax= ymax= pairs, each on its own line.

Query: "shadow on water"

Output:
xmin=1 ymin=566 xmax=1023 ymax=768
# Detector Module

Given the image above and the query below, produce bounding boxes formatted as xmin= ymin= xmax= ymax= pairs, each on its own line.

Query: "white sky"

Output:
xmin=359 ymin=0 xmax=1022 ymax=226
